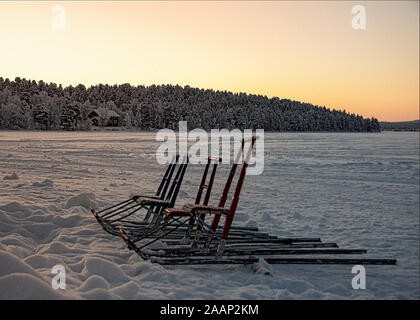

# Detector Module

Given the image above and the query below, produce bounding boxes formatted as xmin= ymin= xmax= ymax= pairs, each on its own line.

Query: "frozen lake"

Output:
xmin=0 ymin=131 xmax=418 ymax=299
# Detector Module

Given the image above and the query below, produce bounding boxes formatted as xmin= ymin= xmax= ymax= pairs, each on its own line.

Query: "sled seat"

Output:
xmin=164 ymin=204 xmax=229 ymax=217
xmin=131 ymin=194 xmax=162 ymax=202
xmin=134 ymin=196 xmax=171 ymax=207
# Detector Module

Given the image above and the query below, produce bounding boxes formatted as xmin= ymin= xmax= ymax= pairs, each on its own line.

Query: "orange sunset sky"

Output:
xmin=0 ymin=1 xmax=418 ymax=121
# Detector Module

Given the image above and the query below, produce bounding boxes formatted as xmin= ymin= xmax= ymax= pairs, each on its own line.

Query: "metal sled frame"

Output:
xmin=90 ymin=154 xmax=189 ymax=236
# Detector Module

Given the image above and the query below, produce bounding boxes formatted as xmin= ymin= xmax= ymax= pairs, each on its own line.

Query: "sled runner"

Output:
xmin=118 ymin=136 xmax=397 ymax=266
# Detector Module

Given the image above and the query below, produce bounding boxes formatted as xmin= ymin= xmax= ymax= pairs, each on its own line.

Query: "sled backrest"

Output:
xmin=219 ymin=136 xmax=257 ymax=240
xmin=155 ymin=154 xmax=179 ymax=200
xmin=205 ymin=136 xmax=257 ymax=246
xmin=146 ymin=155 xmax=189 ymax=223
xmin=164 ymin=155 xmax=189 ymax=208
xmin=185 ymin=156 xmax=222 ymax=235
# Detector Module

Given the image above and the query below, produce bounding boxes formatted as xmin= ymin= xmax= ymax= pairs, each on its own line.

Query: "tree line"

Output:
xmin=0 ymin=77 xmax=380 ymax=132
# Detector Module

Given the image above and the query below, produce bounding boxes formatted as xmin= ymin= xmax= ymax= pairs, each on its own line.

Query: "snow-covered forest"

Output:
xmin=0 ymin=77 xmax=380 ymax=132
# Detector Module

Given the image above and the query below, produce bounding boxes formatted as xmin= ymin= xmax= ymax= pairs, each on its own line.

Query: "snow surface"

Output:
xmin=0 ymin=131 xmax=418 ymax=299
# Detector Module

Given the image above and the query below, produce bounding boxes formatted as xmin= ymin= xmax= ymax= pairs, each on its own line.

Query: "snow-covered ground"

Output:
xmin=0 ymin=131 xmax=418 ymax=299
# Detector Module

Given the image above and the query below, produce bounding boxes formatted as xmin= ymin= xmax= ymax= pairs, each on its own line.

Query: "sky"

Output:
xmin=0 ymin=1 xmax=418 ymax=121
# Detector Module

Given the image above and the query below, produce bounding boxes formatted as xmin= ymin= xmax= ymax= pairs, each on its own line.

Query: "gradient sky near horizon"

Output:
xmin=0 ymin=1 xmax=418 ymax=121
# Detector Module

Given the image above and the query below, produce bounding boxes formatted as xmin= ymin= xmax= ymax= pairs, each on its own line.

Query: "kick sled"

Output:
xmin=113 ymin=137 xmax=397 ymax=266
